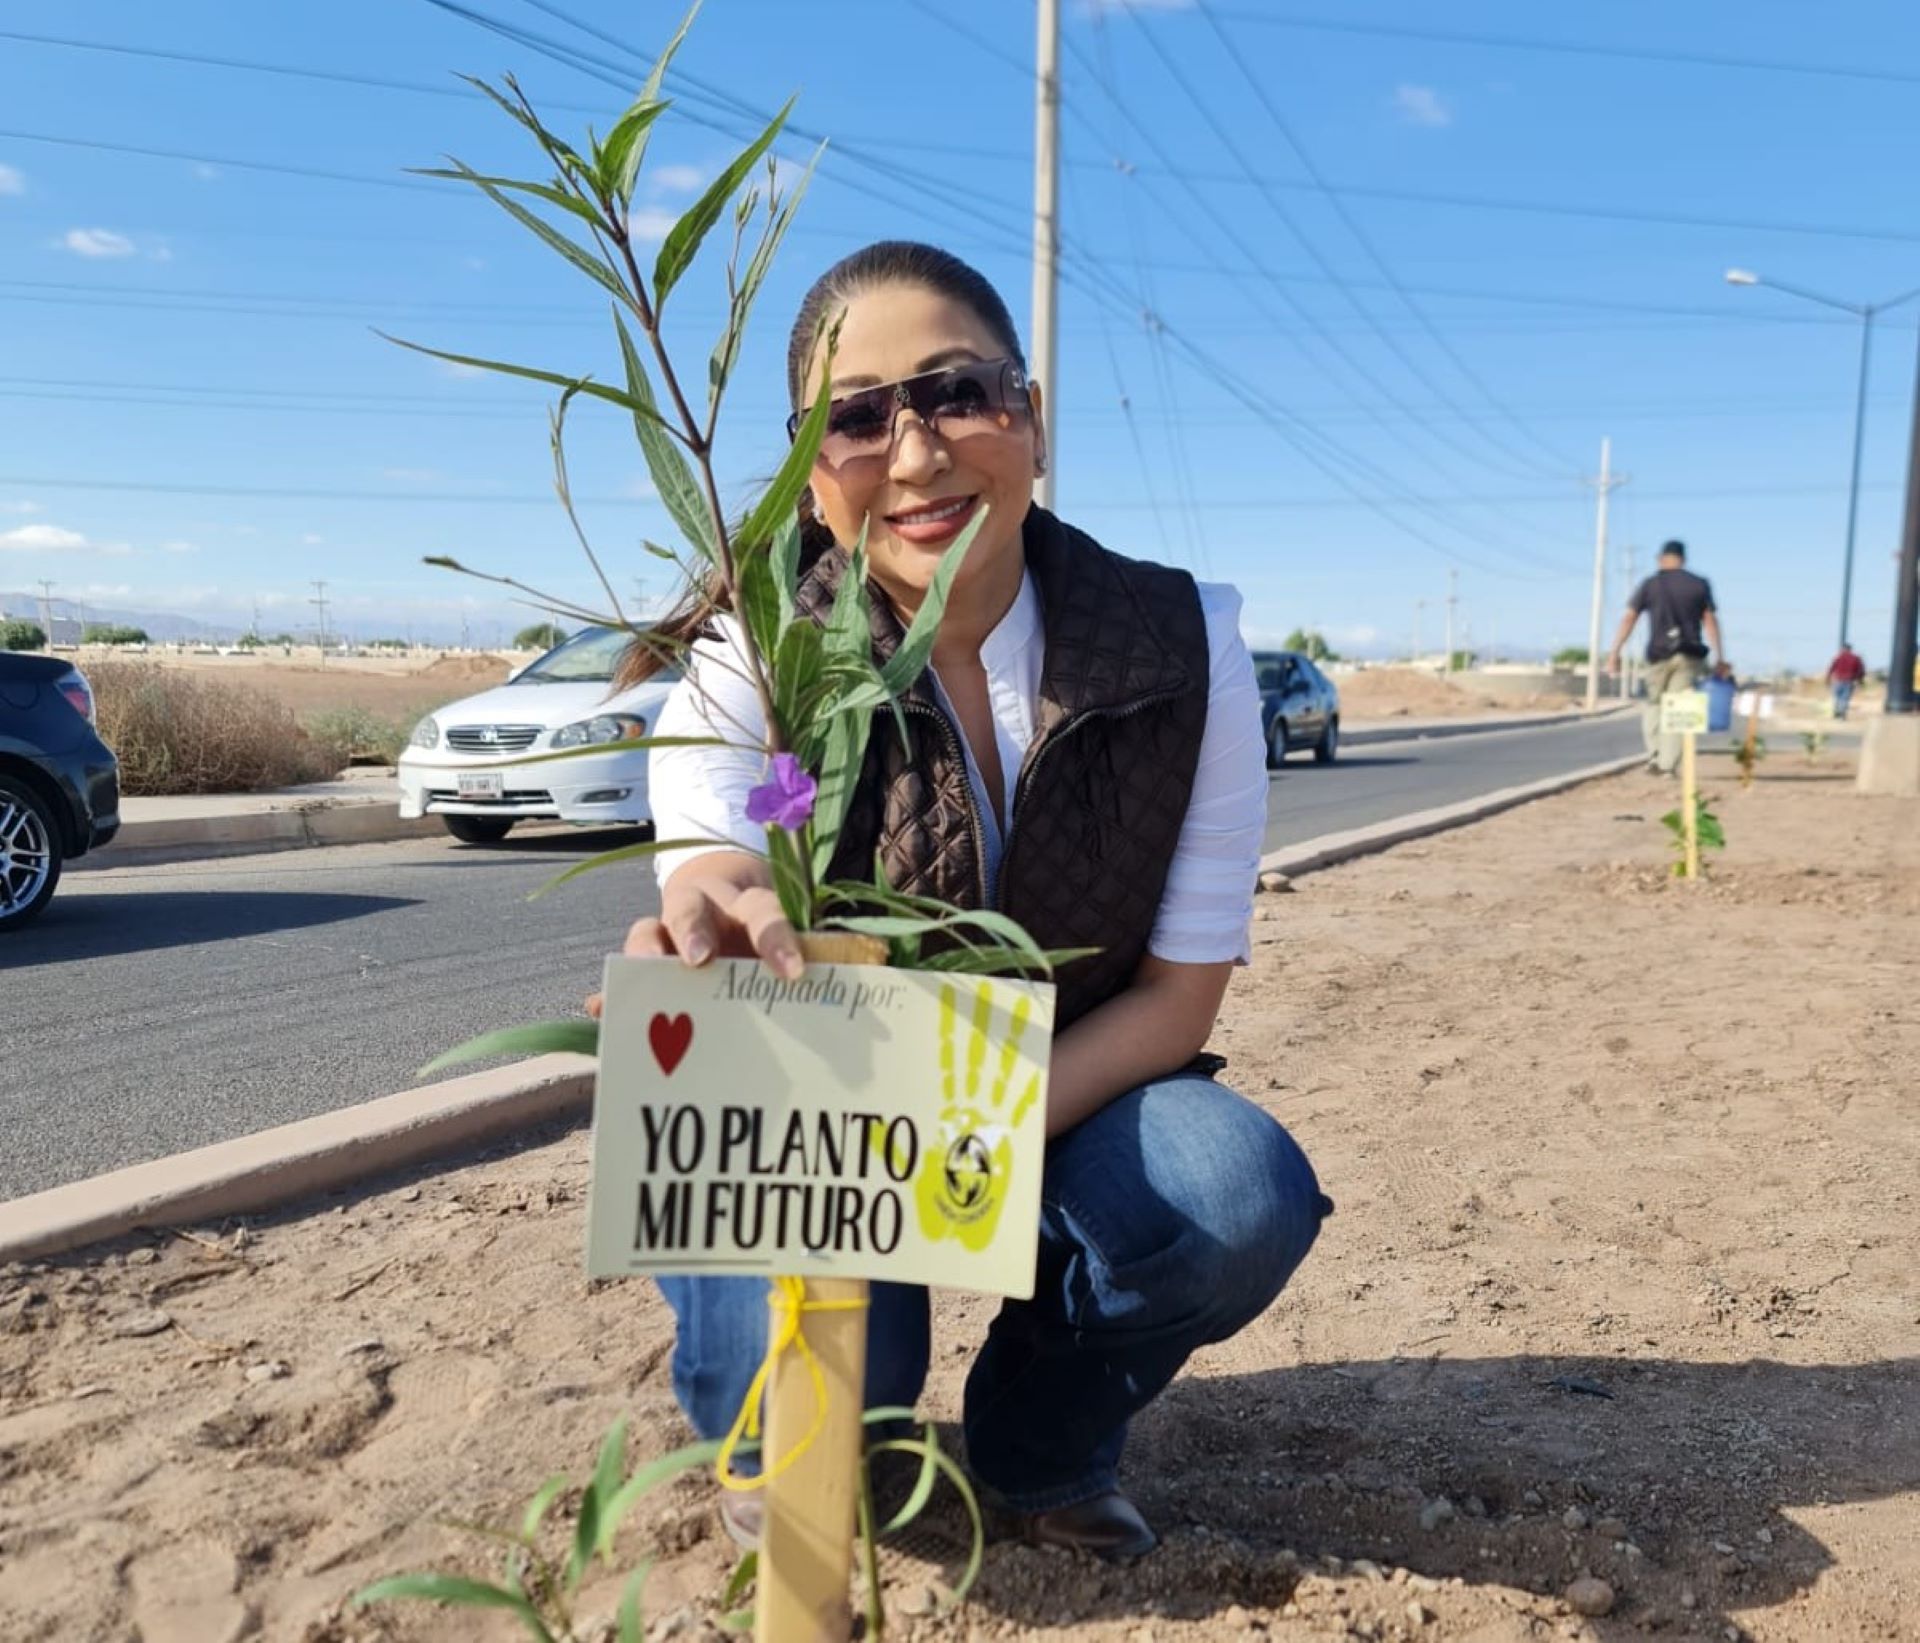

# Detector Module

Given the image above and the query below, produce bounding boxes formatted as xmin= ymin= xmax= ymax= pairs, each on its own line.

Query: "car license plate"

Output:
xmin=456 ymin=772 xmax=505 ymax=800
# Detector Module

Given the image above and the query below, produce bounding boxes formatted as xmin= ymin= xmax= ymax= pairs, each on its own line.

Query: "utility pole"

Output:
xmin=36 ymin=579 xmax=55 ymax=652
xmin=1886 ymin=323 xmax=1920 ymax=716
xmin=251 ymin=598 xmax=261 ymax=641
xmin=1030 ymin=0 xmax=1061 ymax=511
xmin=1444 ymin=568 xmax=1458 ymax=674
xmin=1584 ymin=437 xmax=1627 ymax=710
xmin=1411 ymin=600 xmax=1426 ymax=668
xmin=310 ymin=580 xmax=330 ymax=669
xmin=1618 ymin=543 xmax=1638 ymax=699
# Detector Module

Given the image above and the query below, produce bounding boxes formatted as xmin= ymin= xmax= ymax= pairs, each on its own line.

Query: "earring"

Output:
xmin=1034 ymin=454 xmax=1049 ymax=477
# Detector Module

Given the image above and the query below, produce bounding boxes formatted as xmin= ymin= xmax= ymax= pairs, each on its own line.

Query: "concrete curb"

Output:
xmin=76 ymin=800 xmax=443 ymax=870
xmin=1260 ymin=753 xmax=1643 ymax=877
xmin=6 ymin=753 xmax=1640 ymax=1263
xmin=1342 ymin=703 xmax=1633 ymax=749
xmin=0 ymin=1054 xmax=595 ymax=1262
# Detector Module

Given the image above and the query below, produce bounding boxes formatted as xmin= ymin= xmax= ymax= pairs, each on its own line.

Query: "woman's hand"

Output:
xmin=585 ymin=851 xmax=801 ymax=1019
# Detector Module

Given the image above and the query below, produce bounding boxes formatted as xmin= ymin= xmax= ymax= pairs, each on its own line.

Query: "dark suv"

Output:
xmin=0 ymin=654 xmax=120 ymax=930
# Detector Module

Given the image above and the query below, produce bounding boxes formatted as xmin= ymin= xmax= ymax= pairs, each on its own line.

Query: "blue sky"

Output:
xmin=6 ymin=0 xmax=1920 ymax=668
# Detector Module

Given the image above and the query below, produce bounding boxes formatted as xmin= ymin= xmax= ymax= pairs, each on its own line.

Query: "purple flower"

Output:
xmin=745 ymin=752 xmax=817 ymax=830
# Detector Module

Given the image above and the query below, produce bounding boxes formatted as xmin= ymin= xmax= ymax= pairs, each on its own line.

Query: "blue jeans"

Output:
xmin=1833 ymin=680 xmax=1856 ymax=719
xmin=656 ymin=1074 xmax=1330 ymax=1512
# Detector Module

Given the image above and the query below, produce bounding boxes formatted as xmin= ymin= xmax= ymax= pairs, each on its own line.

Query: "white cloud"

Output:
xmin=1394 ymin=84 xmax=1453 ymax=128
xmin=193 ymin=163 xmax=220 ymax=182
xmin=159 ymin=539 xmax=200 ymax=555
xmin=437 ymin=358 xmax=487 ymax=381
xmin=77 ymin=582 xmax=134 ymax=600
xmin=652 ymin=164 xmax=704 ymax=195
xmin=462 ymin=255 xmax=487 ymax=272
xmin=301 ymin=533 xmax=325 ymax=546
xmin=61 ymin=227 xmax=136 ymax=258
xmin=148 ymin=244 xmax=175 ymax=264
xmin=0 ymin=163 xmax=23 ymax=197
xmin=1 ymin=500 xmax=41 ymax=516
xmin=0 ymin=523 xmax=89 ymax=551
xmin=622 ymin=476 xmax=659 ymax=501
xmin=630 ymin=208 xmax=677 ymax=243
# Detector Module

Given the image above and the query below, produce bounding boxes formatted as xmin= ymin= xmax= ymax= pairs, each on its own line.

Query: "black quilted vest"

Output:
xmin=795 ymin=507 xmax=1211 ymax=1028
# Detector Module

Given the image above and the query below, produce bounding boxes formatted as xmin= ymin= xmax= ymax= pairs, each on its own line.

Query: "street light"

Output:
xmin=1724 ymin=267 xmax=1920 ymax=651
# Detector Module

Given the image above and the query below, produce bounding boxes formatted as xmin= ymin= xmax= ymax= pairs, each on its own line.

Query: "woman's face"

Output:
xmin=797 ymin=280 xmax=1044 ymax=611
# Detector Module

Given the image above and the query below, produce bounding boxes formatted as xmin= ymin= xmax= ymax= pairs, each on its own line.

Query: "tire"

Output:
xmin=0 ymin=774 xmax=63 ymax=932
xmin=1266 ymin=718 xmax=1290 ymax=768
xmin=1314 ymin=718 xmax=1340 ymax=765
xmin=444 ymin=814 xmax=516 ymax=844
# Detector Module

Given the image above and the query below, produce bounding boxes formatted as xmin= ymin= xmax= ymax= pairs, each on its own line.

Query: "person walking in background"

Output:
xmin=1825 ymin=641 xmax=1866 ymax=720
xmin=1607 ymin=539 xmax=1723 ymax=775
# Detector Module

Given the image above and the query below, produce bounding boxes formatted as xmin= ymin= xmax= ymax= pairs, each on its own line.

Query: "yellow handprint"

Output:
xmin=913 ymin=981 xmax=1041 ymax=1251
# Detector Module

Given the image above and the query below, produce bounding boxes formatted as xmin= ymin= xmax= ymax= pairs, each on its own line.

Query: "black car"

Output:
xmin=0 ymin=653 xmax=120 ymax=930
xmin=1252 ymin=649 xmax=1341 ymax=766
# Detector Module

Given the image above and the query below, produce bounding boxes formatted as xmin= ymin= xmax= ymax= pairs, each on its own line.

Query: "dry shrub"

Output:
xmin=89 ymin=662 xmax=345 ymax=796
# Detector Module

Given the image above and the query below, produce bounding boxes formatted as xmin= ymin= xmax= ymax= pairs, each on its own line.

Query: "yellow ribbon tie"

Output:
xmin=715 ymin=1276 xmax=869 ymax=1493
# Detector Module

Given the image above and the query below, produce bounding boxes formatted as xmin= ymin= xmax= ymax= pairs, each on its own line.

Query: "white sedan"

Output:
xmin=399 ymin=627 xmax=679 ymax=843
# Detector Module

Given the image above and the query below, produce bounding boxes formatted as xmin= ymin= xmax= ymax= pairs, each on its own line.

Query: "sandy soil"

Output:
xmin=3 ymin=749 xmax=1915 ymax=1643
xmin=98 ymin=652 xmax=516 ymax=721
xmin=1335 ymin=670 xmax=1581 ymax=720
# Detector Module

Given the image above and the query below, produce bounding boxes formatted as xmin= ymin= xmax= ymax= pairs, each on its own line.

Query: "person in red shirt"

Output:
xmin=1826 ymin=642 xmax=1867 ymax=720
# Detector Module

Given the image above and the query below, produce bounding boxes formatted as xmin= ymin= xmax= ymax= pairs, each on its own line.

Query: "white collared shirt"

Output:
xmin=649 ymin=569 xmax=1268 ymax=964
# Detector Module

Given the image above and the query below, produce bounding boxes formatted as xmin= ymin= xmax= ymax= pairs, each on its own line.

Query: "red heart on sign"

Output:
xmin=648 ymin=1012 xmax=693 ymax=1076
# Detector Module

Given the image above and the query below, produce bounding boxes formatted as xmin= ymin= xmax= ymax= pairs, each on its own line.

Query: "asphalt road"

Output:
xmin=3 ymin=713 xmax=1643 ymax=1200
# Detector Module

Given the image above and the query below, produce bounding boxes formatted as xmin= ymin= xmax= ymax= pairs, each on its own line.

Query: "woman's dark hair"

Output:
xmin=615 ymin=241 xmax=1023 ymax=689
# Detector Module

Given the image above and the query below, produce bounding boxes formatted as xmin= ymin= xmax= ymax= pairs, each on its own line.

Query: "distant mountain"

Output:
xmin=1 ymin=593 xmax=250 ymax=644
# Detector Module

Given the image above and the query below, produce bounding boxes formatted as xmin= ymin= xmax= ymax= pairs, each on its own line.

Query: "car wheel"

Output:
xmin=0 ymin=774 xmax=63 ymax=932
xmin=1266 ymin=718 xmax=1290 ymax=768
xmin=1314 ymin=718 xmax=1340 ymax=765
xmin=444 ymin=815 xmax=517 ymax=844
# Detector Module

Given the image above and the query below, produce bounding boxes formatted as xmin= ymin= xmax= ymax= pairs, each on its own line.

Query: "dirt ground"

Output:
xmin=3 ymin=748 xmax=1916 ymax=1643
xmin=1335 ymin=670 xmax=1581 ymax=719
xmin=111 ymin=652 xmax=515 ymax=722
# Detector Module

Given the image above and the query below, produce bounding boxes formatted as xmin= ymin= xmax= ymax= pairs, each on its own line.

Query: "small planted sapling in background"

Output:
xmin=1659 ymin=792 xmax=1726 ymax=877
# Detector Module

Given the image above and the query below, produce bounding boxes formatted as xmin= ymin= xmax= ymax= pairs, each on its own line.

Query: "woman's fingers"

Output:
xmin=622 ymin=915 xmax=677 ymax=958
xmin=585 ymin=991 xmax=603 ymax=1020
xmin=723 ymin=884 xmax=804 ymax=979
xmin=658 ymin=879 xmax=723 ymax=966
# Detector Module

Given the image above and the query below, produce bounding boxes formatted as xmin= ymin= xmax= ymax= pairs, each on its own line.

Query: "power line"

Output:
xmin=1195 ymin=0 xmax=1580 ymax=477
xmin=1203 ymin=9 xmax=1920 ymax=90
xmin=1126 ymin=5 xmax=1569 ymax=484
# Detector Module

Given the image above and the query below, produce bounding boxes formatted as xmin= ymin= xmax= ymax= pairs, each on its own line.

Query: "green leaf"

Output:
xmin=808 ymin=709 xmax=867 ymax=879
xmin=594 ymin=1437 xmax=728 ymax=1561
xmin=353 ymin=1573 xmax=553 ymax=1637
xmin=569 ymin=1418 xmax=628 ymax=1592
xmin=763 ymin=822 xmax=812 ymax=931
xmin=638 ymin=1 xmax=701 ymax=107
xmin=723 ymin=1551 xmax=760 ymax=1603
xmin=614 ymin=309 xmax=717 ymax=565
xmin=439 ymin=157 xmax=632 ymax=306
xmin=491 ymin=735 xmax=736 ymax=770
xmin=532 ymin=836 xmax=745 ymax=900
xmin=378 ymin=332 xmax=669 ymax=427
xmin=881 ymin=503 xmax=989 ymax=696
xmin=876 ymin=1426 xmax=941 ymax=1536
xmin=737 ymin=357 xmax=831 ymax=553
xmin=769 ymin=510 xmax=800 ymax=633
xmin=913 ymin=945 xmax=1098 ymax=976
xmin=616 ymin=1560 xmax=656 ymax=1643
xmin=869 ymin=1438 xmax=985 ymax=1604
xmin=771 ymin=620 xmax=827 ymax=749
xmin=708 ymin=144 xmax=821 ymax=406
xmin=822 ymin=532 xmax=871 ymax=658
xmin=417 ymin=1018 xmax=598 ymax=1078
xmin=597 ymin=99 xmax=672 ymax=205
xmin=520 ymin=1475 xmax=570 ymax=1543
xmin=652 ymin=97 xmax=793 ymax=311
xmin=736 ymin=542 xmax=782 ymax=669
xmin=461 ymin=74 xmax=592 ymax=183
xmin=411 ymin=164 xmax=604 ymax=228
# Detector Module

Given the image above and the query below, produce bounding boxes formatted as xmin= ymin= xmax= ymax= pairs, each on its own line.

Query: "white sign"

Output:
xmin=1659 ymin=690 xmax=1710 ymax=735
xmin=586 ymin=956 xmax=1055 ymax=1298
xmin=1733 ymin=691 xmax=1776 ymax=720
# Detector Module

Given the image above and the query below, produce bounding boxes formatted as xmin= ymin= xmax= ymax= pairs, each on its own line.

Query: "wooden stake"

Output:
xmin=1681 ymin=730 xmax=1700 ymax=880
xmin=756 ymin=931 xmax=888 ymax=1643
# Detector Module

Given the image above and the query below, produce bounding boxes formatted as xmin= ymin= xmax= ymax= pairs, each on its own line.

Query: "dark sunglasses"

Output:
xmin=789 ymin=357 xmax=1032 ymax=464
